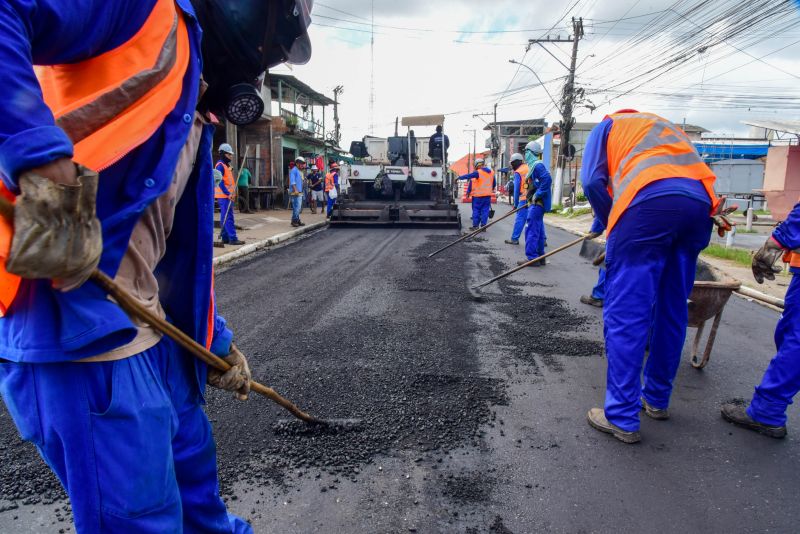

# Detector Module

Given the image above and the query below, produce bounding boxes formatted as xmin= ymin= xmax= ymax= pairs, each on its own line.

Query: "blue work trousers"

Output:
xmin=326 ymin=192 xmax=335 ymax=217
xmin=0 ymin=338 xmax=251 ymax=534
xmin=290 ymin=194 xmax=302 ymax=222
xmin=603 ymin=195 xmax=711 ymax=431
xmin=218 ymin=198 xmax=238 ymax=242
xmin=748 ymin=274 xmax=800 ymax=426
xmin=511 ymin=201 xmax=529 ymax=241
xmin=592 ymin=268 xmax=606 ymax=301
xmin=524 ymin=204 xmax=546 ymax=260
xmin=471 ymin=196 xmax=491 ymax=227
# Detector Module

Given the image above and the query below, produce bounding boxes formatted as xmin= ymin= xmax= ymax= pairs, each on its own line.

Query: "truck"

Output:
xmin=330 ymin=115 xmax=460 ymax=228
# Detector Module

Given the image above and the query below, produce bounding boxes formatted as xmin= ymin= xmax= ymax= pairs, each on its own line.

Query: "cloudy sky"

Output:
xmin=272 ymin=0 xmax=800 ymax=158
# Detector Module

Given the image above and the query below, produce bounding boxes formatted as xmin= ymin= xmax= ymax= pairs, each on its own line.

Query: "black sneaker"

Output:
xmin=721 ymin=403 xmax=787 ymax=438
xmin=297 ymin=221 xmax=306 ymax=226
xmin=580 ymin=295 xmax=604 ymax=308
xmin=504 ymin=239 xmax=520 ymax=245
xmin=291 ymin=221 xmax=300 ymax=227
xmin=587 ymin=408 xmax=641 ymax=444
xmin=229 ymin=239 xmax=245 ymax=246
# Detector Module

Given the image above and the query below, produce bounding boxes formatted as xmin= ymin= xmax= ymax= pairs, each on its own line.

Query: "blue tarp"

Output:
xmin=694 ymin=143 xmax=769 ymax=163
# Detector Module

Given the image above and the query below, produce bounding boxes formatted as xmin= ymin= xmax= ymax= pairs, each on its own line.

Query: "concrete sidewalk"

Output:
xmin=214 ymin=208 xmax=327 ymax=264
xmin=543 ymin=211 xmax=791 ymax=302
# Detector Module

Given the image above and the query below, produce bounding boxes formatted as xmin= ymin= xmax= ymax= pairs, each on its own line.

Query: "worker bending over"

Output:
xmin=722 ymin=201 xmax=800 ymax=438
xmin=0 ymin=0 xmax=312 ymax=531
xmin=216 ymin=143 xmax=244 ymax=245
xmin=581 ymin=110 xmax=720 ymax=444
xmin=503 ymin=153 xmax=529 ymax=246
xmin=458 ymin=157 xmax=495 ymax=231
xmin=519 ymin=141 xmax=551 ymax=267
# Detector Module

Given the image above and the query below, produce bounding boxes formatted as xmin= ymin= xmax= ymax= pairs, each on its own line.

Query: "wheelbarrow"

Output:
xmin=688 ymin=262 xmax=740 ymax=369
xmin=579 ymin=240 xmax=740 ymax=369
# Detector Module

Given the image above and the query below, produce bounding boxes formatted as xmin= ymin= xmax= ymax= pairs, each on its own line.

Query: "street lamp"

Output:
xmin=508 ymin=59 xmax=562 ymax=114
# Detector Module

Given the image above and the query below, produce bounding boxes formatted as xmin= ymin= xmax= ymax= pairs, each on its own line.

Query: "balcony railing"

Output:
xmin=280 ymin=109 xmax=324 ymax=140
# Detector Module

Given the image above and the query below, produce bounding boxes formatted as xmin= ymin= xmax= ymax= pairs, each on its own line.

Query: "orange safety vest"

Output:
xmin=604 ymin=112 xmax=718 ymax=234
xmin=325 ymin=172 xmax=336 ymax=192
xmin=516 ymin=164 xmax=529 ymax=198
xmin=471 ymin=168 xmax=494 ymax=198
xmin=214 ymin=162 xmax=235 ymax=199
xmin=0 ymin=0 xmax=191 ymax=319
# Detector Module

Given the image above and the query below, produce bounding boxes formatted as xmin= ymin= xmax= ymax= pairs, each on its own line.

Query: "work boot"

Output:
xmin=291 ymin=220 xmax=299 ymax=227
xmin=468 ymin=226 xmax=478 ymax=231
xmin=298 ymin=220 xmax=306 ymax=227
xmin=505 ymin=239 xmax=519 ymax=245
xmin=720 ymin=403 xmax=787 ymax=439
xmin=580 ymin=295 xmax=603 ymax=308
xmin=641 ymin=397 xmax=669 ymax=420
xmin=229 ymin=239 xmax=245 ymax=246
xmin=587 ymin=408 xmax=641 ymax=444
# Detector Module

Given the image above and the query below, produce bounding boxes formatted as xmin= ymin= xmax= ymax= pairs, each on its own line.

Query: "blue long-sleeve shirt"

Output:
xmin=581 ymin=116 xmax=711 ymax=234
xmin=527 ymin=161 xmax=552 ymax=211
xmin=773 ymin=202 xmax=800 ymax=274
xmin=458 ymin=168 xmax=496 ymax=196
xmin=0 ymin=0 xmax=232 ymax=366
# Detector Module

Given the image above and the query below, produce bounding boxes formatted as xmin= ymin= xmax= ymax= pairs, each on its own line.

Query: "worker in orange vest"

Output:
xmin=215 ymin=143 xmax=244 ymax=245
xmin=581 ymin=110 xmax=724 ymax=444
xmin=721 ymin=201 xmax=800 ymax=438
xmin=325 ymin=162 xmax=340 ymax=217
xmin=458 ymin=157 xmax=495 ymax=231
xmin=0 ymin=0 xmax=312 ymax=531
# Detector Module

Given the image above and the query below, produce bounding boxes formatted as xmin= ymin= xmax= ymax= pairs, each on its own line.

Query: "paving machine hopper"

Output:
xmin=330 ymin=115 xmax=460 ymax=228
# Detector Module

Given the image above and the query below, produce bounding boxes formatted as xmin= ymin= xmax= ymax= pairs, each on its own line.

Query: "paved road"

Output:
xmin=0 ymin=203 xmax=798 ymax=533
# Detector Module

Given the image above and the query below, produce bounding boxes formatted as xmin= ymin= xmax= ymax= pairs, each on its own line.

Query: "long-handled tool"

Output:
xmin=428 ymin=202 xmax=529 ymax=258
xmin=0 ymin=196 xmax=352 ymax=428
xmin=472 ymin=235 xmax=589 ymax=290
xmin=217 ymin=146 xmax=250 ymax=244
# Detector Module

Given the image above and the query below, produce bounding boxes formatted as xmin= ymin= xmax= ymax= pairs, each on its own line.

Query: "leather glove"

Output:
xmin=207 ymin=343 xmax=252 ymax=401
xmin=752 ymin=237 xmax=785 ymax=284
xmin=711 ymin=196 xmax=738 ymax=238
xmin=585 ymin=231 xmax=603 ymax=240
xmin=6 ymin=166 xmax=102 ymax=291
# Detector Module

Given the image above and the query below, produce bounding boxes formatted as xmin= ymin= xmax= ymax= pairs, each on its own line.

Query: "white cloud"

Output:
xmin=275 ymin=0 xmax=800 ymax=158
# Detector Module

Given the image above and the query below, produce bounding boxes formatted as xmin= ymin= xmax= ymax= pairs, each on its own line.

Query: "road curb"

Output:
xmin=213 ymin=221 xmax=328 ymax=267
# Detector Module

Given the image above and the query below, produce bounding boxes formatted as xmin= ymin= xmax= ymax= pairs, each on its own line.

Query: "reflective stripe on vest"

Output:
xmin=472 ymin=169 xmax=494 ymax=197
xmin=516 ymin=164 xmax=529 ymax=198
xmin=0 ymin=0 xmax=190 ymax=318
xmin=325 ymin=173 xmax=336 ymax=192
xmin=215 ymin=163 xmax=235 ymax=199
xmin=605 ymin=112 xmax=718 ymax=234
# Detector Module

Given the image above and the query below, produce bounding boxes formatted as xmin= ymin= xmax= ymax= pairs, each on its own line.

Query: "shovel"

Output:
xmin=428 ymin=202 xmax=529 ymax=258
xmin=0 ymin=196 xmax=355 ymax=429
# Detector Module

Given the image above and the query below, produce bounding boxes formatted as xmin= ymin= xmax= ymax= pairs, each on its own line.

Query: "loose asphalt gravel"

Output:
xmin=0 ymin=203 xmax=799 ymax=533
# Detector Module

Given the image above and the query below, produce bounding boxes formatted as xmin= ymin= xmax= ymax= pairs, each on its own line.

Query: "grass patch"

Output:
xmin=753 ymin=209 xmax=771 ymax=216
xmin=701 ymin=243 xmax=753 ymax=267
xmin=547 ymin=207 xmax=593 ymax=218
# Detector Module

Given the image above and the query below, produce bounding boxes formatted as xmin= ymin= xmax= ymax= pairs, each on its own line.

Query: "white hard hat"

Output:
xmin=218 ymin=143 xmax=234 ymax=155
xmin=338 ymin=160 xmax=345 ymax=165
xmin=510 ymin=153 xmax=524 ymax=164
xmin=295 ymin=156 xmax=306 ymax=163
xmin=311 ymin=164 xmax=318 ymax=170
xmin=474 ymin=156 xmax=485 ymax=165
xmin=525 ymin=141 xmax=543 ymax=155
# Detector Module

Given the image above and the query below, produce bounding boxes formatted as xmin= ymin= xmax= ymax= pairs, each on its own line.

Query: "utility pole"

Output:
xmin=463 ymin=129 xmax=477 ymax=170
xmin=528 ymin=17 xmax=584 ymax=206
xmin=369 ymin=0 xmax=375 ymax=135
xmin=332 ymin=85 xmax=343 ymax=145
xmin=473 ymin=111 xmax=498 ymax=167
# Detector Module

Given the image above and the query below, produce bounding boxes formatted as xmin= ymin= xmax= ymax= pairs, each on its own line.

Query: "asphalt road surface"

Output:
xmin=0 ymin=203 xmax=798 ymax=533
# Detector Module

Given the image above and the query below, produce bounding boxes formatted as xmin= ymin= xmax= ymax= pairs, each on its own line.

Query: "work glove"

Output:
xmin=207 ymin=343 xmax=252 ymax=401
xmin=585 ymin=231 xmax=603 ymax=240
xmin=711 ymin=196 xmax=738 ymax=237
xmin=6 ymin=166 xmax=102 ymax=291
xmin=752 ymin=236 xmax=785 ymax=284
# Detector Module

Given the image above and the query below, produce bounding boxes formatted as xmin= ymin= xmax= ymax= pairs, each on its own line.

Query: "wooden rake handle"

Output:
xmin=0 ymin=196 xmax=317 ymax=423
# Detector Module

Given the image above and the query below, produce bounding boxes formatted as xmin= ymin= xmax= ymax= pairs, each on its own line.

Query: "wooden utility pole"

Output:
xmin=332 ymin=85 xmax=343 ymax=145
xmin=528 ymin=17 xmax=584 ymax=206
